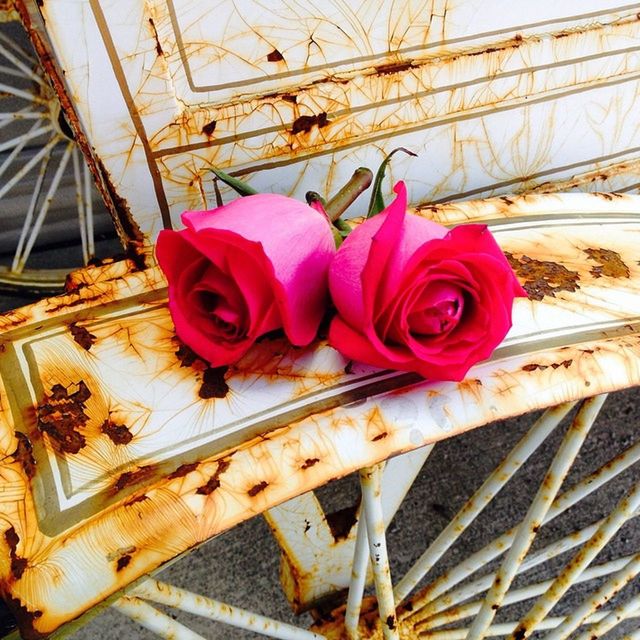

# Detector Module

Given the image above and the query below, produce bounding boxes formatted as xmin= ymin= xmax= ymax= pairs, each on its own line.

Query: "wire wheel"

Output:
xmin=59 ymin=390 xmax=640 ymax=640
xmin=0 ymin=19 xmax=115 ymax=295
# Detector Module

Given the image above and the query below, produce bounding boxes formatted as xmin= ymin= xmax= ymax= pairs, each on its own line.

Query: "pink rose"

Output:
xmin=329 ymin=182 xmax=526 ymax=381
xmin=156 ymin=194 xmax=335 ymax=366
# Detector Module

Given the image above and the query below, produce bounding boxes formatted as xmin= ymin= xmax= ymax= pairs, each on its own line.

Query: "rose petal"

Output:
xmin=182 ymin=194 xmax=335 ymax=344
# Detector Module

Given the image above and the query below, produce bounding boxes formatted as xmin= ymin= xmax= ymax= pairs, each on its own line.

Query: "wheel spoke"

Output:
xmin=0 ymin=31 xmax=38 ymax=67
xmin=131 ymin=579 xmax=325 ymax=640
xmin=511 ymin=477 xmax=640 ymax=639
xmin=72 ymin=146 xmax=89 ymax=264
xmin=0 ymin=133 xmax=59 ymax=200
xmin=344 ymin=505 xmax=369 ymax=639
xmin=407 ymin=425 xmax=640 ymax=620
xmin=453 ymin=395 xmax=606 ymax=640
xmin=12 ymin=140 xmax=72 ymax=273
xmin=0 ymin=118 xmax=40 ymax=179
xmin=113 ymin=596 xmax=207 ymax=640
xmin=0 ymin=81 xmax=47 ymax=104
xmin=0 ymin=123 xmax=51 ymax=154
xmin=574 ymin=594 xmax=640 ymax=640
xmin=394 ymin=402 xmax=574 ymax=604
xmin=84 ymin=162 xmax=95 ymax=258
xmin=11 ymin=146 xmax=52 ymax=272
xmin=360 ymin=463 xmax=399 ymax=640
xmin=0 ymin=40 xmax=46 ymax=86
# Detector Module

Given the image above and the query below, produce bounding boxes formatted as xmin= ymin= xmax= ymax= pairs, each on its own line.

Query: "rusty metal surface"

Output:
xmin=19 ymin=0 xmax=640 ymax=243
xmin=0 ymin=192 xmax=639 ymax=637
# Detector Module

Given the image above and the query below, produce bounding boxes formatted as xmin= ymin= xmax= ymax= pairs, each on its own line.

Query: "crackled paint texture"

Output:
xmin=1 ymin=193 xmax=640 ymax=637
xmin=29 ymin=0 xmax=640 ymax=241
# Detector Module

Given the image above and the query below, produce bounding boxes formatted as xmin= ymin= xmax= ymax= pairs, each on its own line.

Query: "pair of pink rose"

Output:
xmin=156 ymin=182 xmax=526 ymax=382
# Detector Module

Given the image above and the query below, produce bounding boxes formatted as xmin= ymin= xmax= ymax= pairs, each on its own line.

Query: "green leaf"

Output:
xmin=366 ymin=147 xmax=417 ymax=218
xmin=208 ymin=168 xmax=258 ymax=197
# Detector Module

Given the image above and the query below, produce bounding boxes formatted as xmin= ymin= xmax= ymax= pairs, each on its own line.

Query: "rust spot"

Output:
xmin=2 ymin=594 xmax=42 ymax=640
xmin=267 ymin=48 xmax=284 ymax=62
xmin=116 ymin=555 xmax=132 ymax=571
xmin=374 ymin=60 xmax=414 ymax=75
xmin=513 ymin=627 xmax=526 ymax=640
xmin=248 ymin=480 xmax=269 ymax=497
xmin=301 ymin=458 xmax=319 ymax=469
xmin=386 ymin=615 xmax=396 ymax=630
xmin=69 ymin=323 xmax=96 ymax=350
xmin=491 ymin=604 xmax=499 ymax=610
xmin=169 ymin=462 xmax=199 ymax=479
xmin=291 ymin=113 xmax=329 ymax=135
xmin=551 ymin=359 xmax=573 ymax=369
xmin=196 ymin=458 xmax=230 ymax=495
xmin=372 ymin=432 xmax=388 ymax=442
xmin=12 ymin=433 xmax=35 ymax=479
xmin=124 ymin=494 xmax=149 ymax=507
xmin=101 ymin=420 xmax=133 ymax=445
xmin=522 ymin=363 xmax=547 ymax=372
xmin=326 ymin=503 xmax=359 ymax=542
xmin=584 ymin=248 xmax=630 ymax=278
xmin=175 ymin=342 xmax=202 ymax=368
xmin=199 ymin=366 xmax=229 ymax=399
xmin=5 ymin=528 xmax=27 ymax=581
xmin=37 ymin=381 xmax=91 ymax=454
xmin=148 ymin=18 xmax=163 ymax=56
xmin=505 ymin=253 xmax=580 ymax=301
xmin=113 ymin=466 xmax=155 ymax=493
xmin=202 ymin=120 xmax=217 ymax=137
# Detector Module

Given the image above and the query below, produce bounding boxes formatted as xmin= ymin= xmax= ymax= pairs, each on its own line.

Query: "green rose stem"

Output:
xmin=324 ymin=167 xmax=373 ymax=222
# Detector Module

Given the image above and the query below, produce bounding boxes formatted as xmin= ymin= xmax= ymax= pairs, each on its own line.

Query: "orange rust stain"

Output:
xmin=124 ymin=494 xmax=149 ymax=507
xmin=505 ymin=253 xmax=580 ymax=301
xmin=4 ymin=528 xmax=27 ymax=581
xmin=100 ymin=420 xmax=133 ymax=445
xmin=326 ymin=504 xmax=359 ymax=542
xmin=372 ymin=432 xmax=388 ymax=442
xmin=247 ymin=480 xmax=269 ymax=497
xmin=169 ymin=461 xmax=199 ymax=479
xmin=291 ymin=113 xmax=329 ymax=135
xmin=301 ymin=458 xmax=320 ymax=470
xmin=37 ymin=381 xmax=91 ymax=454
xmin=196 ymin=458 xmax=230 ymax=495
xmin=584 ymin=248 xmax=630 ymax=278
xmin=374 ymin=60 xmax=415 ymax=75
xmin=12 ymin=433 xmax=35 ymax=479
xmin=68 ymin=323 xmax=96 ymax=350
xmin=267 ymin=48 xmax=284 ymax=62
xmin=113 ymin=466 xmax=156 ymax=493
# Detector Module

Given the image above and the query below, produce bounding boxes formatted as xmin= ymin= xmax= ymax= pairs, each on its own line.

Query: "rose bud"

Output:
xmin=329 ymin=181 xmax=527 ymax=381
xmin=156 ymin=194 xmax=336 ymax=366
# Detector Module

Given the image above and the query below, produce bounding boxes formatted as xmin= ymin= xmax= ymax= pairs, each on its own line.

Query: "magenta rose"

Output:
xmin=329 ymin=182 xmax=526 ymax=381
xmin=156 ymin=194 xmax=335 ymax=366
